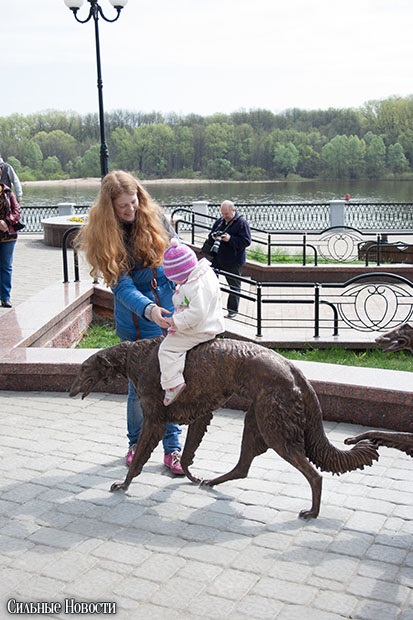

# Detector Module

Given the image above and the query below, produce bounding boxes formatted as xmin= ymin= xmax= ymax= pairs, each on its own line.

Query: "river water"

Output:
xmin=21 ymin=179 xmax=413 ymax=207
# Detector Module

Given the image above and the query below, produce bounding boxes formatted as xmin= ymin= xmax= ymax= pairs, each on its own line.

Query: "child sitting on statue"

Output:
xmin=158 ymin=239 xmax=225 ymax=406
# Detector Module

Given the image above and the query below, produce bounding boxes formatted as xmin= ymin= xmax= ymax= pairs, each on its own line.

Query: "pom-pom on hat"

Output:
xmin=163 ymin=238 xmax=198 ymax=283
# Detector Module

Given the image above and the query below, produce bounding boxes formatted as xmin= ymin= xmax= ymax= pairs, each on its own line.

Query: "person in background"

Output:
xmin=0 ymin=155 xmax=23 ymax=202
xmin=0 ymin=183 xmax=21 ymax=308
xmin=204 ymin=200 xmax=251 ymax=318
xmin=159 ymin=238 xmax=225 ymax=406
xmin=76 ymin=170 xmax=184 ymax=475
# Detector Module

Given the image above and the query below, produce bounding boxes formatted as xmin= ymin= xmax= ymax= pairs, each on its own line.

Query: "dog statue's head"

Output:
xmin=69 ymin=342 xmax=131 ymax=399
xmin=375 ymin=323 xmax=413 ymax=353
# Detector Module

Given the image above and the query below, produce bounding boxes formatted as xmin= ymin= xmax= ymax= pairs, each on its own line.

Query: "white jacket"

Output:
xmin=171 ymin=258 xmax=225 ymax=336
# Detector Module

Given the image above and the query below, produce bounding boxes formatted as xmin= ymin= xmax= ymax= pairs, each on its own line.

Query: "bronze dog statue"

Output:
xmin=375 ymin=323 xmax=413 ymax=353
xmin=346 ymin=323 xmax=413 ymax=456
xmin=70 ymin=337 xmax=379 ymax=519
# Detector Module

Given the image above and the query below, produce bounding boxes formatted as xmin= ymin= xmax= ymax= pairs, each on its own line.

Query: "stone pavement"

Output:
xmin=0 ymin=234 xmax=412 ymax=619
xmin=5 ymin=233 xmax=92 ymax=306
xmin=1 ymin=393 xmax=413 ymax=620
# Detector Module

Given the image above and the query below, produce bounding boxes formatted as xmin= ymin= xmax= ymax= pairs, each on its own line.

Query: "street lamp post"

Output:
xmin=63 ymin=0 xmax=128 ymax=178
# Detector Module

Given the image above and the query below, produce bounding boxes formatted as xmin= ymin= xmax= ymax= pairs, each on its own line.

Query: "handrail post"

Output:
xmin=303 ymin=233 xmax=307 ymax=266
xmin=256 ymin=282 xmax=262 ymax=338
xmin=74 ymin=246 xmax=80 ymax=282
xmin=377 ymin=233 xmax=381 ymax=266
xmin=62 ymin=239 xmax=69 ymax=284
xmin=192 ymin=200 xmax=209 ymax=239
xmin=329 ymin=200 xmax=346 ymax=228
xmin=314 ymin=283 xmax=320 ymax=338
xmin=267 ymin=233 xmax=271 ymax=265
xmin=62 ymin=226 xmax=80 ymax=283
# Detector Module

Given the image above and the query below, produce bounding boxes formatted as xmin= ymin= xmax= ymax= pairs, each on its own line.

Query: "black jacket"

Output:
xmin=208 ymin=213 xmax=251 ymax=268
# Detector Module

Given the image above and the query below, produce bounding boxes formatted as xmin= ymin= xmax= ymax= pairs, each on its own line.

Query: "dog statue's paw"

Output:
xmin=184 ymin=470 xmax=202 ymax=484
xmin=298 ymin=508 xmax=319 ymax=520
xmin=110 ymin=481 xmax=129 ymax=492
xmin=199 ymin=479 xmax=215 ymax=488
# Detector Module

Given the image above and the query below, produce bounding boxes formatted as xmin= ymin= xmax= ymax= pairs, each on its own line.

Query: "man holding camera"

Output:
xmin=203 ymin=200 xmax=251 ymax=318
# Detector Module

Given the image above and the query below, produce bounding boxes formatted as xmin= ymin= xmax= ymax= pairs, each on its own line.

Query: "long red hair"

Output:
xmin=76 ymin=171 xmax=169 ymax=285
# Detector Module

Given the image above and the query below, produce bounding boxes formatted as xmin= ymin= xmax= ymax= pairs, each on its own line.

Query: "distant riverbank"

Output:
xmin=22 ymin=177 xmax=279 ymax=188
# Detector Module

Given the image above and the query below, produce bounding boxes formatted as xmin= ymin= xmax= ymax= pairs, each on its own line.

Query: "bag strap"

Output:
xmin=150 ymin=268 xmax=167 ymax=336
xmin=217 ymin=213 xmax=240 ymax=235
xmin=130 ymin=267 xmax=168 ymax=339
xmin=132 ymin=313 xmax=140 ymax=340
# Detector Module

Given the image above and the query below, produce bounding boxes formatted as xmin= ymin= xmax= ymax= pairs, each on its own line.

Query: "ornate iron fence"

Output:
xmin=346 ymin=202 xmax=413 ymax=230
xmin=21 ymin=201 xmax=413 ymax=233
xmin=210 ymin=202 xmax=331 ymax=230
xmin=217 ymin=270 xmax=413 ymax=338
xmin=322 ymin=274 xmax=413 ymax=332
xmin=62 ymin=228 xmax=413 ymax=339
xmin=20 ymin=205 xmax=90 ymax=232
xmin=172 ymin=210 xmax=413 ymax=265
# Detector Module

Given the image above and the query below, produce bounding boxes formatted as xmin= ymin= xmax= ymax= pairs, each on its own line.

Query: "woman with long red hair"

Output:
xmin=77 ymin=171 xmax=184 ymax=474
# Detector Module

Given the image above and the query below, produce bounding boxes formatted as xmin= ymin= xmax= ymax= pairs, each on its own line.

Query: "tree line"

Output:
xmin=1 ymin=95 xmax=413 ymax=182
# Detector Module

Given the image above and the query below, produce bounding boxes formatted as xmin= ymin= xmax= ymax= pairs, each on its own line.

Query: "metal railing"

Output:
xmin=62 ymin=226 xmax=81 ymax=283
xmin=346 ymin=202 xmax=413 ymax=229
xmin=172 ymin=209 xmax=413 ymax=266
xmin=216 ymin=269 xmax=413 ymax=338
xmin=20 ymin=205 xmax=89 ymax=232
xmin=61 ymin=225 xmax=413 ymax=339
xmin=20 ymin=200 xmax=413 ymax=233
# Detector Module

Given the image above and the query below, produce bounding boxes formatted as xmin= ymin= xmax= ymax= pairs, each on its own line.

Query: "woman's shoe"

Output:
xmin=163 ymin=451 xmax=184 ymax=475
xmin=1 ymin=300 xmax=12 ymax=308
xmin=125 ymin=443 xmax=137 ymax=467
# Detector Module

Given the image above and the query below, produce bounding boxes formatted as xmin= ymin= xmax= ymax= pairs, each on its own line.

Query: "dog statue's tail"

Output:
xmin=302 ymin=379 xmax=380 ymax=475
xmin=345 ymin=430 xmax=413 ymax=458
xmin=308 ymin=433 xmax=379 ymax=475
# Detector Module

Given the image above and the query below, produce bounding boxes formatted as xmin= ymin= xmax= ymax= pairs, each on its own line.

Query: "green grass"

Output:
xmin=246 ymin=245 xmax=365 ymax=265
xmin=247 ymin=246 xmax=305 ymax=264
xmin=76 ymin=323 xmax=119 ymax=349
xmin=275 ymin=347 xmax=413 ymax=372
xmin=77 ymin=323 xmax=412 ymax=372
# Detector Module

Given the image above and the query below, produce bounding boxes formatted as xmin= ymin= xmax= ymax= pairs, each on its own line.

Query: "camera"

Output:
xmin=210 ymin=232 xmax=223 ymax=255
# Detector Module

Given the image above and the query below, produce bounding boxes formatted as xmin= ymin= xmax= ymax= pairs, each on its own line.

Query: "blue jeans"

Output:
xmin=127 ymin=381 xmax=182 ymax=454
xmin=0 ymin=240 xmax=16 ymax=302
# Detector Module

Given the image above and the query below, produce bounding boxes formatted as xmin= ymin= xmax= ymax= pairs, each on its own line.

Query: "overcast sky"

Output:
xmin=5 ymin=0 xmax=413 ymax=119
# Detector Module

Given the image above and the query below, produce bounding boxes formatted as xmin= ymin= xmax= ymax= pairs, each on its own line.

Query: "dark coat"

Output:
xmin=208 ymin=213 xmax=251 ymax=268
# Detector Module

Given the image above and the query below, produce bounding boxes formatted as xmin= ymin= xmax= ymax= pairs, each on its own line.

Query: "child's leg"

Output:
xmin=159 ymin=332 xmax=215 ymax=407
xmin=158 ymin=333 xmax=188 ymax=389
xmin=159 ymin=332 xmax=213 ymax=389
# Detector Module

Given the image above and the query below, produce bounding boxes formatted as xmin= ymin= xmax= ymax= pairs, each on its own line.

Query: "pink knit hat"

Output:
xmin=163 ymin=239 xmax=198 ymax=283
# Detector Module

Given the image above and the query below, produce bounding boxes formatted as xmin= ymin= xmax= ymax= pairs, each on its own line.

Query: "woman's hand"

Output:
xmin=150 ymin=305 xmax=173 ymax=329
xmin=0 ymin=220 xmax=8 ymax=232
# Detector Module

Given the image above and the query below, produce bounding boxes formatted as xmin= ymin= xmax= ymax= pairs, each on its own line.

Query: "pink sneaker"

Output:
xmin=163 ymin=382 xmax=186 ymax=406
xmin=125 ymin=444 xmax=137 ymax=467
xmin=164 ymin=451 xmax=185 ymax=475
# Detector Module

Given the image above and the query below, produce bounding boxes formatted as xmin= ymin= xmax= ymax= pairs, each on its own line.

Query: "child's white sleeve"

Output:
xmin=172 ymin=281 xmax=211 ymax=331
